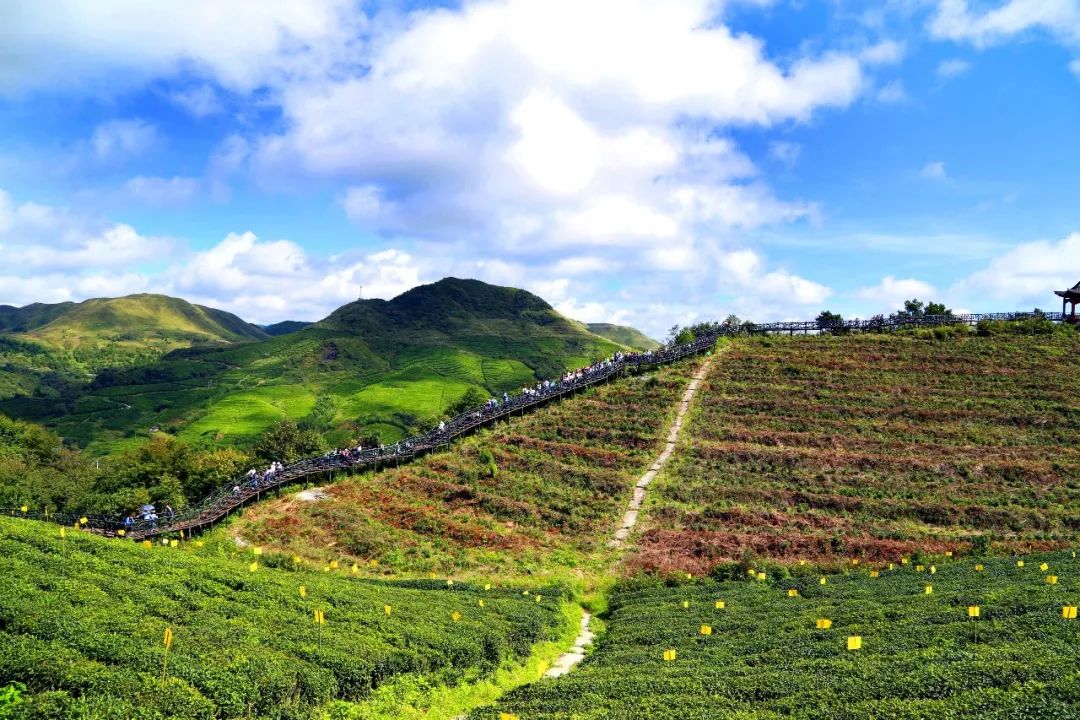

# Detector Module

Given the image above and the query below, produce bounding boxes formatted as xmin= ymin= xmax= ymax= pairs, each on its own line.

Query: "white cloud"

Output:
xmin=124 ymin=176 xmax=200 ymax=206
xmin=930 ymin=0 xmax=1080 ymax=47
xmin=1071 ymin=58 xmax=1080 ymax=77
xmin=922 ymin=160 xmax=948 ymax=180
xmin=768 ymin=141 xmax=802 ymax=166
xmin=91 ymin=119 xmax=157 ymax=160
xmin=937 ymin=58 xmax=973 ymax=77
xmin=855 ymin=275 xmax=939 ymax=312
xmin=876 ymin=80 xmax=907 ymax=103
xmin=860 ymin=40 xmax=906 ymax=64
xmin=168 ymin=84 xmax=222 ymax=117
xmin=951 ymin=232 xmax=1080 ymax=308
xmin=0 ymin=0 xmax=363 ymax=94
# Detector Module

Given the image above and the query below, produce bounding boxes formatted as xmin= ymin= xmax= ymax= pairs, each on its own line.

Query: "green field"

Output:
xmin=0 ymin=517 xmax=570 ymax=720
xmin=479 ymin=551 xmax=1080 ymax=719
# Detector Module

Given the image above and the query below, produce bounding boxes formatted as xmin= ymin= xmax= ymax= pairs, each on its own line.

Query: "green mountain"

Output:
xmin=586 ymin=322 xmax=660 ymax=351
xmin=2 ymin=278 xmax=621 ymax=448
xmin=262 ymin=320 xmax=312 ymax=336
xmin=0 ymin=294 xmax=268 ymax=405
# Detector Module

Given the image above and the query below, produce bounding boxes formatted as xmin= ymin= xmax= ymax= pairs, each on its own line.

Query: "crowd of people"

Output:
xmin=119 ymin=333 xmax=716 ymax=534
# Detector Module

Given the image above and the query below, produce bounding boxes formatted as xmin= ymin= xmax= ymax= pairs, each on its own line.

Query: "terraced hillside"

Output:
xmin=0 ymin=516 xmax=571 ymax=719
xmin=231 ymin=359 xmax=699 ymax=578
xmin=480 ymin=551 xmax=1080 ymax=719
xmin=6 ymin=279 xmax=622 ymax=449
xmin=634 ymin=333 xmax=1080 ymax=574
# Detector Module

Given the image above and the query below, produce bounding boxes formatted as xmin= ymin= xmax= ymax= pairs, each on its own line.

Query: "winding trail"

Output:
xmin=543 ymin=357 xmax=714 ymax=681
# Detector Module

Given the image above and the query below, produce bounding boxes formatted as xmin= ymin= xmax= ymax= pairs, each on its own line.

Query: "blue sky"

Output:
xmin=1 ymin=0 xmax=1078 ymax=338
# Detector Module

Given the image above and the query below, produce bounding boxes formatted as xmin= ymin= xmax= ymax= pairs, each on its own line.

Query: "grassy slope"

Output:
xmin=0 ymin=516 xmax=568 ymax=720
xmin=480 ymin=550 xmax=1080 ymax=719
xmin=14 ymin=279 xmax=623 ymax=449
xmin=230 ymin=360 xmax=698 ymax=580
xmin=0 ymin=294 xmax=267 ymax=404
xmin=586 ymin=322 xmax=660 ymax=351
xmin=633 ymin=333 xmax=1080 ymax=574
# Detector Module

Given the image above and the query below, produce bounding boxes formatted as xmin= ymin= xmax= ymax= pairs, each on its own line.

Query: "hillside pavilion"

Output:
xmin=1055 ymin=282 xmax=1080 ymax=322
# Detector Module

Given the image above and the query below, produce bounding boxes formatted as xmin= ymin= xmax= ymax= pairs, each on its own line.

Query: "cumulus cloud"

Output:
xmin=930 ymin=0 xmax=1080 ymax=47
xmin=168 ymin=84 xmax=223 ymax=117
xmin=0 ymin=0 xmax=363 ymax=94
xmin=951 ymin=232 xmax=1080 ymax=307
xmin=856 ymin=276 xmax=939 ymax=311
xmin=768 ymin=141 xmax=802 ymax=166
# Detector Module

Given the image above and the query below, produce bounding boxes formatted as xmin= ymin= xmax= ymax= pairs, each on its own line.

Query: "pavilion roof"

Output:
xmin=1055 ymin=281 xmax=1080 ymax=299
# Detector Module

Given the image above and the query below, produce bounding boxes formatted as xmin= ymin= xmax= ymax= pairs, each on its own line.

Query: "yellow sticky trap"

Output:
xmin=945 ymin=551 xmax=953 ymax=558
xmin=314 ymin=609 xmax=325 ymax=625
xmin=19 ymin=505 xmax=27 ymax=513
xmin=329 ymin=560 xmax=339 ymax=570
xmin=163 ymin=627 xmax=173 ymax=649
xmin=195 ymin=540 xmax=204 ymax=547
xmin=756 ymin=572 xmax=767 ymax=581
xmin=851 ymin=559 xmax=860 ymax=566
xmin=249 ymin=562 xmax=258 ymax=573
xmin=429 ymin=572 xmax=437 ymax=579
xmin=1047 ymin=575 xmax=1059 ymax=585
xmin=384 ymin=605 xmax=392 ymax=617
xmin=799 ymin=559 xmax=807 ymax=566
xmin=747 ymin=568 xmax=757 ymax=577
xmin=847 ymin=636 xmax=862 ymax=651
xmin=451 ymin=611 xmax=462 ymax=622
xmin=787 ymin=589 xmax=799 ymax=597
xmin=323 ymin=566 xmax=330 ymax=573
xmin=662 ymin=649 xmax=677 ymax=662
xmin=687 ymin=573 xmax=693 ymax=580
xmin=924 ymin=585 xmax=933 ymax=595
xmin=869 ymin=570 xmax=880 ymax=578
xmin=901 ymin=558 xmax=909 ymax=565
xmin=169 ymin=539 xmax=178 ymax=548
xmin=888 ymin=563 xmax=894 ymax=571
xmin=916 ymin=565 xmax=925 ymax=572
xmin=1063 ymin=606 xmax=1077 ymax=620
xmin=369 ymin=559 xmax=378 ymax=567
xmin=484 ymin=584 xmax=492 ymax=591
xmin=968 ymin=606 xmax=980 ymax=618
xmin=715 ymin=600 xmax=725 ymax=609
xmin=816 ymin=618 xmax=832 ymax=629
xmin=682 ymin=600 xmax=690 ymax=609
xmin=522 ymin=590 xmax=530 ymax=596
xmin=1073 ymin=552 xmax=1077 ymax=559
xmin=1041 ymin=563 xmax=1050 ymax=572
xmin=117 ymin=529 xmax=126 ymax=537
xmin=479 ymin=599 xmax=485 ymax=608
xmin=292 ymin=555 xmax=301 ymax=564
xmin=60 ymin=528 xmax=66 ymax=539
xmin=1017 ymin=560 xmax=1025 ymax=568
xmin=253 ymin=547 xmax=262 ymax=556
xmin=499 ymin=713 xmax=520 ymax=720
xmin=535 ymin=595 xmax=542 ymax=603
xmin=142 ymin=540 xmax=152 ymax=548
xmin=160 ymin=538 xmax=168 ymax=546
xmin=819 ymin=577 xmax=827 ymax=586
xmin=79 ymin=517 xmax=88 ymax=525
xmin=929 ymin=565 xmax=936 ymax=574
xmin=975 ymin=564 xmax=984 ymax=572
xmin=447 ymin=579 xmax=455 ymax=586
xmin=700 ymin=624 xmax=712 ymax=636
xmin=299 ymin=586 xmax=307 ymax=598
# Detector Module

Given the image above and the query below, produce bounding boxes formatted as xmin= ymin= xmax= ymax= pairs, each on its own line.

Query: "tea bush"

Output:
xmin=479 ymin=551 xmax=1080 ymax=719
xmin=0 ymin=517 xmax=567 ymax=719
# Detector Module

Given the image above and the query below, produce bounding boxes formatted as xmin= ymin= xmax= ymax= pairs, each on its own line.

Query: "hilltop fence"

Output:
xmin=5 ymin=309 xmax=1070 ymax=538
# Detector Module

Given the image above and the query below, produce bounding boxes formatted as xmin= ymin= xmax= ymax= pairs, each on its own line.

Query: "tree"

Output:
xmin=253 ymin=419 xmax=325 ymax=464
xmin=446 ymin=386 xmax=489 ymax=417
xmin=815 ymin=310 xmax=845 ymax=335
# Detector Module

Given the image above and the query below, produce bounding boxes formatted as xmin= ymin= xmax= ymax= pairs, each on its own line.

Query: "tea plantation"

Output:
xmin=0 ymin=517 xmax=568 ymax=719
xmin=478 ymin=551 xmax=1080 ymax=719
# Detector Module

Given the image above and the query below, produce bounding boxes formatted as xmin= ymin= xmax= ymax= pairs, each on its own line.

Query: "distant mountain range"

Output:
xmin=0 ymin=279 xmax=654 ymax=450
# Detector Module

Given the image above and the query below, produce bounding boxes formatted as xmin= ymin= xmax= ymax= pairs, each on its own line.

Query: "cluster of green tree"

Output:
xmin=666 ymin=315 xmax=749 ymax=344
xmin=815 ymin=298 xmax=955 ymax=334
